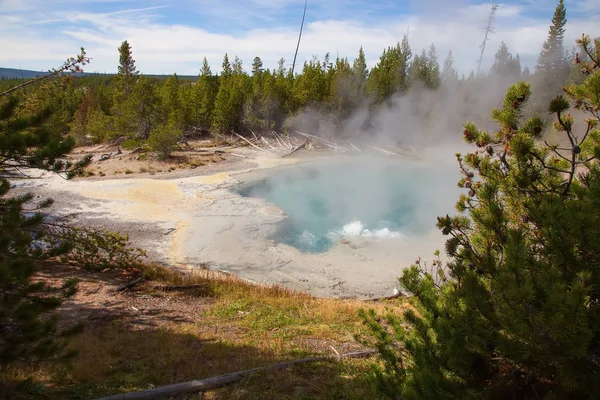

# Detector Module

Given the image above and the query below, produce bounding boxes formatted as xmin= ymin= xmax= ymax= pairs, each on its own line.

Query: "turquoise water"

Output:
xmin=236 ymin=157 xmax=461 ymax=253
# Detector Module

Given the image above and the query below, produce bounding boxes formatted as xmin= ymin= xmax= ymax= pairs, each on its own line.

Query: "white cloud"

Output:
xmin=0 ymin=1 xmax=598 ymax=75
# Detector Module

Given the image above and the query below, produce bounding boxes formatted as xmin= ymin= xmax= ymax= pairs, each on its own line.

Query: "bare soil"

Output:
xmin=70 ymin=139 xmax=254 ymax=181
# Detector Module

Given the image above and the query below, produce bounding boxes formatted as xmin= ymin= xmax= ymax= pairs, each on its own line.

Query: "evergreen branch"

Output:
xmin=544 ymin=141 xmax=572 ymax=163
xmin=0 ymin=48 xmax=89 ymax=98
xmin=556 ymin=111 xmax=575 ymax=147
xmin=528 ymin=150 xmax=571 ymax=175
xmin=580 ymin=39 xmax=600 ymax=70
xmin=580 ymin=120 xmax=593 ymax=145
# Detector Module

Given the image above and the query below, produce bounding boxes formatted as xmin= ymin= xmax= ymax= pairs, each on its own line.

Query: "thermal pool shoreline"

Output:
xmin=14 ymin=149 xmax=449 ymax=299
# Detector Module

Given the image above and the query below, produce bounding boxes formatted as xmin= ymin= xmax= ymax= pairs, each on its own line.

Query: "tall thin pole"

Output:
xmin=291 ymin=0 xmax=308 ymax=77
xmin=477 ymin=4 xmax=498 ymax=75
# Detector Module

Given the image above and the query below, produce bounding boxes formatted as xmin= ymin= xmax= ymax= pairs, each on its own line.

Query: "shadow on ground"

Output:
xmin=8 ymin=265 xmax=382 ymax=400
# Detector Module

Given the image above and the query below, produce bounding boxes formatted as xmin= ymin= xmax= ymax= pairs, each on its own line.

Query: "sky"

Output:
xmin=0 ymin=0 xmax=598 ymax=76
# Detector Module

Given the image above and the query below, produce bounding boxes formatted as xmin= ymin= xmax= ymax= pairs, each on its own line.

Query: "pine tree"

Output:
xmin=352 ymin=47 xmax=369 ymax=100
xmin=490 ymin=41 xmax=522 ymax=79
xmin=359 ymin=34 xmax=600 ymax=399
xmin=441 ymin=50 xmax=459 ymax=85
xmin=426 ymin=44 xmax=441 ymax=89
xmin=409 ymin=49 xmax=428 ymax=87
xmin=277 ymin=58 xmax=286 ymax=77
xmin=116 ymin=40 xmax=138 ymax=96
xmin=329 ymin=57 xmax=354 ymax=119
xmin=534 ymin=0 xmax=569 ymax=107
xmin=221 ymin=53 xmax=232 ymax=78
xmin=367 ymin=36 xmax=412 ymax=103
xmin=113 ymin=41 xmax=140 ymax=137
xmin=232 ymin=56 xmax=244 ymax=75
xmin=296 ymin=57 xmax=328 ymax=106
xmin=399 ymin=34 xmax=413 ymax=90
xmin=252 ymin=56 xmax=264 ymax=77
xmin=192 ymin=58 xmax=216 ymax=129
xmin=0 ymin=54 xmax=93 ymax=379
xmin=212 ymin=54 xmax=248 ymax=133
xmin=70 ymin=88 xmax=100 ymax=144
xmin=161 ymin=74 xmax=182 ymax=127
xmin=127 ymin=75 xmax=160 ymax=139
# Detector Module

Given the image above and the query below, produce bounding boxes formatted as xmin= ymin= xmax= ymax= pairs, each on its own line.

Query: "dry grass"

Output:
xmin=5 ymin=264 xmax=399 ymax=400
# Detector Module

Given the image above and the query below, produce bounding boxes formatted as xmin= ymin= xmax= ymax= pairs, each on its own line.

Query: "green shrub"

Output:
xmin=147 ymin=122 xmax=180 ymax=160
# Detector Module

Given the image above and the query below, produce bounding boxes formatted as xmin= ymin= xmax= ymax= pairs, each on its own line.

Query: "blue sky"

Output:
xmin=0 ymin=0 xmax=598 ymax=75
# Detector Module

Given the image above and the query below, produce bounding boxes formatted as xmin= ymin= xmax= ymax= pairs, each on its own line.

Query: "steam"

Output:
xmin=285 ymin=73 xmax=523 ymax=149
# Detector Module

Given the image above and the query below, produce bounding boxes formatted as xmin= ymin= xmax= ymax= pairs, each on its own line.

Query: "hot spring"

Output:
xmin=236 ymin=155 xmax=461 ymax=253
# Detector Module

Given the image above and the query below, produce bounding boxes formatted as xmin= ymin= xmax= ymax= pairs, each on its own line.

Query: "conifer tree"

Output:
xmin=212 ymin=54 xmax=248 ymax=133
xmin=71 ymin=88 xmax=100 ymax=144
xmin=252 ymin=56 xmax=264 ymax=77
xmin=127 ymin=75 xmax=160 ymax=139
xmin=277 ymin=58 xmax=286 ymax=76
xmin=192 ymin=58 xmax=217 ymax=129
xmin=533 ymin=0 xmax=569 ymax=109
xmin=0 ymin=53 xmax=92 ymax=379
xmin=491 ymin=41 xmax=522 ymax=78
xmin=367 ymin=36 xmax=412 ymax=103
xmin=441 ymin=50 xmax=459 ymax=85
xmin=116 ymin=40 xmax=138 ymax=96
xmin=352 ymin=47 xmax=369 ymax=100
xmin=212 ymin=56 xmax=233 ymax=133
xmin=426 ymin=44 xmax=441 ymax=89
xmin=409 ymin=49 xmax=428 ymax=87
xmin=221 ymin=53 xmax=232 ymax=78
xmin=161 ymin=74 xmax=182 ymax=127
xmin=113 ymin=40 xmax=140 ymax=137
xmin=329 ymin=57 xmax=354 ymax=119
xmin=359 ymin=33 xmax=600 ymax=399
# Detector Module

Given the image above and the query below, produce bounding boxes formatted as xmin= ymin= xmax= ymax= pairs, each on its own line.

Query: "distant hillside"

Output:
xmin=0 ymin=67 xmax=197 ymax=80
xmin=0 ymin=67 xmax=47 ymax=79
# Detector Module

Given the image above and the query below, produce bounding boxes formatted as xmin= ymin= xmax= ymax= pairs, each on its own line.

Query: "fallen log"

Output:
xmin=229 ymin=152 xmax=248 ymax=158
xmin=282 ymin=138 xmax=309 ymax=158
xmin=274 ymin=132 xmax=293 ymax=150
xmin=296 ymin=132 xmax=339 ymax=153
xmin=94 ymin=350 xmax=376 ymax=400
xmin=249 ymin=129 xmax=259 ymax=141
xmin=153 ymin=284 xmax=205 ymax=292
xmin=296 ymin=132 xmax=348 ymax=153
xmin=234 ymin=133 xmax=265 ymax=151
xmin=261 ymin=137 xmax=278 ymax=152
xmin=366 ymin=292 xmax=403 ymax=302
xmin=347 ymin=140 xmax=361 ymax=152
xmin=295 ymin=131 xmax=336 ymax=147
xmin=274 ymin=136 xmax=285 ymax=149
xmin=115 ymin=277 xmax=143 ymax=292
xmin=371 ymin=146 xmax=401 ymax=157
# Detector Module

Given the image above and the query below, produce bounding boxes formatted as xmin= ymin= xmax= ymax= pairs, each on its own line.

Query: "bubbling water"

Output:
xmin=236 ymin=156 xmax=461 ymax=253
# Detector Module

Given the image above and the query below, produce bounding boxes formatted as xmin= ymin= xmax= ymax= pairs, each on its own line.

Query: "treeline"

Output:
xmin=1 ymin=0 xmax=582 ymax=154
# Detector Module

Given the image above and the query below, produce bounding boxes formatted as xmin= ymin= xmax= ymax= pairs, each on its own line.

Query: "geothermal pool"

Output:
xmin=27 ymin=151 xmax=465 ymax=297
xmin=236 ymin=156 xmax=461 ymax=253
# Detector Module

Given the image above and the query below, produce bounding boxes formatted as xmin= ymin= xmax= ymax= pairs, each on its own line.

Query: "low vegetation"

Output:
xmin=5 ymin=263 xmax=391 ymax=399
